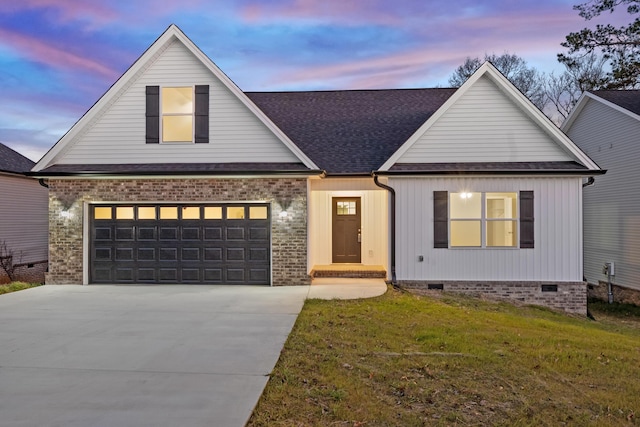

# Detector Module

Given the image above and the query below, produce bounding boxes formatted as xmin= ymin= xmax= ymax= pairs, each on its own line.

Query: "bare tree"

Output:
xmin=0 ymin=240 xmax=22 ymax=282
xmin=449 ymin=53 xmax=547 ymax=110
xmin=545 ymin=53 xmax=608 ymax=122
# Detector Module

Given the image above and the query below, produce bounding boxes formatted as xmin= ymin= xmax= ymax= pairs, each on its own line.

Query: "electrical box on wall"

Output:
xmin=603 ymin=262 xmax=615 ymax=276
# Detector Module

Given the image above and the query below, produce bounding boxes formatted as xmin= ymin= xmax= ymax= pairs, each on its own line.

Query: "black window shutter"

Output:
xmin=194 ymin=85 xmax=209 ymax=143
xmin=520 ymin=191 xmax=534 ymax=248
xmin=434 ymin=191 xmax=448 ymax=248
xmin=145 ymin=86 xmax=160 ymax=144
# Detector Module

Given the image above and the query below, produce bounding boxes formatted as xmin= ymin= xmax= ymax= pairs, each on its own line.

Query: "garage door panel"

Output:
xmin=115 ymin=248 xmax=134 ymax=261
xmin=94 ymin=227 xmax=112 ymax=240
xmin=249 ymin=227 xmax=268 ymax=241
xmin=204 ymin=248 xmax=222 ymax=261
xmin=204 ymin=227 xmax=222 ymax=240
xmin=115 ymin=227 xmax=135 ymax=241
xmin=226 ymin=227 xmax=245 ymax=240
xmin=159 ymin=227 xmax=179 ymax=240
xmin=90 ymin=203 xmax=270 ymax=285
xmin=138 ymin=227 xmax=157 ymax=240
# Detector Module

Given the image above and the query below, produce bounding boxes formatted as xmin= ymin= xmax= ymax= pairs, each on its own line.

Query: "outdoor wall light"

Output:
xmin=279 ymin=211 xmax=288 ymax=218
xmin=60 ymin=210 xmax=74 ymax=219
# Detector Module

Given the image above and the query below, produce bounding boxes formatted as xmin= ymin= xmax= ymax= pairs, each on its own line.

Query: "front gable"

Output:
xmin=380 ymin=63 xmax=600 ymax=171
xmin=33 ymin=25 xmax=316 ymax=172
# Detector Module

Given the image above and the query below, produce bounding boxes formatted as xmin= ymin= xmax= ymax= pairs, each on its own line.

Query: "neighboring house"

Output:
xmin=31 ymin=25 xmax=602 ymax=314
xmin=0 ymin=142 xmax=48 ymax=283
xmin=562 ymin=90 xmax=640 ymax=304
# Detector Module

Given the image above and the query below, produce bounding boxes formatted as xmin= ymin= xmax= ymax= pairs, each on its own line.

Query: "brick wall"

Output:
xmin=398 ymin=280 xmax=587 ymax=315
xmin=46 ymin=178 xmax=310 ymax=286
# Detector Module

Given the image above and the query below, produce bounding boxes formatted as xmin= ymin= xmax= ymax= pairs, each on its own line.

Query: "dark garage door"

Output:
xmin=90 ymin=203 xmax=270 ymax=284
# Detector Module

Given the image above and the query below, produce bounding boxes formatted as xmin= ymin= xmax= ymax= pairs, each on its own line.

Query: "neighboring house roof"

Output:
xmin=246 ymin=88 xmax=456 ymax=174
xmin=591 ymin=90 xmax=640 ymax=116
xmin=0 ymin=142 xmax=35 ymax=175
xmin=563 ymin=90 xmax=640 ymax=132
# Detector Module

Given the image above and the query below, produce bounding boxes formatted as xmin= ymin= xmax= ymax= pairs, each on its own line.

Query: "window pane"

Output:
xmin=163 ymin=116 xmax=192 ymax=142
xmin=337 ymin=201 xmax=356 ymax=215
xmin=182 ymin=206 xmax=200 ymax=219
xmin=116 ymin=206 xmax=134 ymax=220
xmin=450 ymin=192 xmax=481 ymax=219
xmin=138 ymin=206 xmax=156 ymax=220
xmin=94 ymin=207 xmax=112 ymax=219
xmin=450 ymin=220 xmax=481 ymax=247
xmin=160 ymin=206 xmax=178 ymax=219
xmin=204 ymin=206 xmax=222 ymax=219
xmin=487 ymin=220 xmax=517 ymax=247
xmin=162 ymin=87 xmax=192 ymax=114
xmin=486 ymin=193 xmax=517 ymax=219
xmin=249 ymin=206 xmax=268 ymax=219
xmin=227 ymin=207 xmax=245 ymax=219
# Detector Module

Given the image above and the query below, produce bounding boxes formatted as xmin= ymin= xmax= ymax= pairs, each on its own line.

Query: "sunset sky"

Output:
xmin=0 ymin=0 xmax=630 ymax=161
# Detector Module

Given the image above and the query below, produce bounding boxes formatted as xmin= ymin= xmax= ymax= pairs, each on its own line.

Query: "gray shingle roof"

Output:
xmin=0 ymin=142 xmax=35 ymax=174
xmin=592 ymin=90 xmax=640 ymax=116
xmin=246 ymin=88 xmax=457 ymax=174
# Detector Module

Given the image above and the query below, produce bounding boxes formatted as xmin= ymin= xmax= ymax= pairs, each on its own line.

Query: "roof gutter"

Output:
xmin=372 ymin=172 xmax=397 ymax=287
xmin=374 ymin=169 xmax=607 ymax=176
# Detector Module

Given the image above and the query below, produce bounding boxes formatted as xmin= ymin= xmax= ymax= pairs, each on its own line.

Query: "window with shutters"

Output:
xmin=449 ymin=192 xmax=518 ymax=247
xmin=162 ymin=87 xmax=193 ymax=143
xmin=146 ymin=85 xmax=209 ymax=144
xmin=434 ymin=191 xmax=533 ymax=249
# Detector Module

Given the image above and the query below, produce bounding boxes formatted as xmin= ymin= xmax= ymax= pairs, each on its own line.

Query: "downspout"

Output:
xmin=582 ymin=177 xmax=595 ymax=188
xmin=372 ymin=173 xmax=397 ymax=287
xmin=38 ymin=178 xmax=49 ymax=188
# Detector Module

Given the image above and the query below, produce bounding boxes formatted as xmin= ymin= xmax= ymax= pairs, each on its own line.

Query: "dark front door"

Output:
xmin=332 ymin=197 xmax=361 ymax=263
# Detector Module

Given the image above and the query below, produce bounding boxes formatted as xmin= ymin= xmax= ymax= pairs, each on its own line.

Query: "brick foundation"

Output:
xmin=398 ymin=280 xmax=587 ymax=315
xmin=588 ymin=281 xmax=640 ymax=306
xmin=46 ymin=178 xmax=310 ymax=286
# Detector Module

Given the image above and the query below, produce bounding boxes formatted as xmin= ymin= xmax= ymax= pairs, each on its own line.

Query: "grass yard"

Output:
xmin=248 ymin=288 xmax=640 ymax=426
xmin=0 ymin=282 xmax=43 ymax=295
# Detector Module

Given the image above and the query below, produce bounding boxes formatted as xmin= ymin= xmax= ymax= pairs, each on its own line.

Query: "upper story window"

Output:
xmin=162 ymin=87 xmax=193 ymax=143
xmin=145 ymin=85 xmax=209 ymax=144
xmin=449 ymin=192 xmax=518 ymax=247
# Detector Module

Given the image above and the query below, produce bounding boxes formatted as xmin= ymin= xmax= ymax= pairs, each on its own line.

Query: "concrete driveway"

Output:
xmin=0 ymin=284 xmax=309 ymax=427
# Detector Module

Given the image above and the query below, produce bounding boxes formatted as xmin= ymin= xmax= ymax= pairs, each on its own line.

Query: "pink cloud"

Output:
xmin=0 ymin=0 xmax=119 ymax=26
xmin=241 ymin=0 xmax=403 ymax=25
xmin=0 ymin=28 xmax=119 ymax=79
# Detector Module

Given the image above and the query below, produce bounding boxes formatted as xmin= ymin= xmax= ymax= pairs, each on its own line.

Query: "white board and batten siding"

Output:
xmin=308 ymin=178 xmax=389 ymax=273
xmin=0 ymin=174 xmax=48 ymax=263
xmin=564 ymin=98 xmax=640 ymax=291
xmin=399 ymin=76 xmax=572 ymax=163
xmin=390 ymin=176 xmax=583 ymax=282
xmin=51 ymin=39 xmax=300 ymax=165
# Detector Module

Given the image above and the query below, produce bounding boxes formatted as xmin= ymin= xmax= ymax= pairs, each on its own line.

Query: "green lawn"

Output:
xmin=248 ymin=288 xmax=640 ymax=426
xmin=0 ymin=282 xmax=43 ymax=295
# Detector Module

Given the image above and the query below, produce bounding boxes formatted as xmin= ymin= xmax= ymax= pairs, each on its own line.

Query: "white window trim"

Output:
xmin=449 ymin=191 xmax=519 ymax=249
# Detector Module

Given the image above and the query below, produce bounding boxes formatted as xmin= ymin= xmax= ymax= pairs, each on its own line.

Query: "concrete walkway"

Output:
xmin=0 ymin=281 xmax=386 ymax=427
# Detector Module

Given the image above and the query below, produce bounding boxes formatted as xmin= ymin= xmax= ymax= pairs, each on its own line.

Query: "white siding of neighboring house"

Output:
xmin=51 ymin=39 xmax=300 ymax=165
xmin=397 ymin=76 xmax=572 ymax=163
xmin=564 ymin=98 xmax=640 ymax=291
xmin=389 ymin=176 xmax=583 ymax=282
xmin=308 ymin=178 xmax=389 ymax=274
xmin=0 ymin=174 xmax=48 ymax=264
